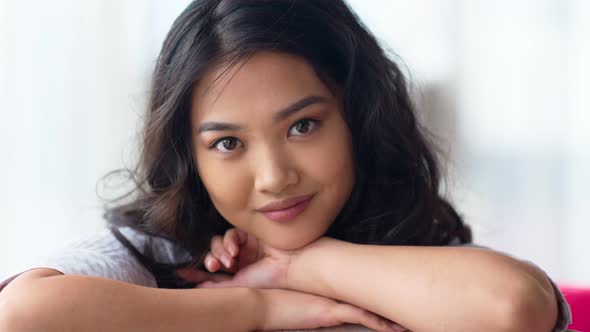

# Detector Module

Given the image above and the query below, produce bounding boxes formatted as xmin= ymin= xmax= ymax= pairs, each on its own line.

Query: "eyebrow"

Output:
xmin=196 ymin=95 xmax=327 ymax=134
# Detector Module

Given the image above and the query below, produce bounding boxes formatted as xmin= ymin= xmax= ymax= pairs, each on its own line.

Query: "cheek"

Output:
xmin=301 ymin=127 xmax=355 ymax=189
xmin=196 ymin=156 xmax=252 ymax=213
xmin=303 ymin=150 xmax=351 ymax=188
xmin=323 ymin=142 xmax=355 ymax=211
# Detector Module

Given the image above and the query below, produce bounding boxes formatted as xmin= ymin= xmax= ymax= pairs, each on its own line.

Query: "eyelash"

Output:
xmin=288 ymin=118 xmax=320 ymax=137
xmin=208 ymin=118 xmax=321 ymax=153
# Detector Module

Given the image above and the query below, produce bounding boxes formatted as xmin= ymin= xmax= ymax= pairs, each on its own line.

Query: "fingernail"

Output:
xmin=206 ymin=258 xmax=215 ymax=270
xmin=228 ymin=246 xmax=237 ymax=257
xmin=221 ymin=256 xmax=231 ymax=268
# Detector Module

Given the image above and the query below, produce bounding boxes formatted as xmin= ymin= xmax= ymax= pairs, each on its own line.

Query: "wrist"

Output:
xmin=285 ymin=248 xmax=303 ymax=291
xmin=285 ymin=237 xmax=344 ymax=293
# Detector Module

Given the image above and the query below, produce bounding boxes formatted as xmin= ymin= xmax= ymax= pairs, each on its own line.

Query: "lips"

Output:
xmin=257 ymin=194 xmax=314 ymax=222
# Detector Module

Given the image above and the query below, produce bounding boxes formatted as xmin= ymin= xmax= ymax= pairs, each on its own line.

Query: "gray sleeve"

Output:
xmin=0 ymin=226 xmax=193 ymax=291
xmin=457 ymin=242 xmax=572 ymax=331
xmin=547 ymin=277 xmax=574 ymax=332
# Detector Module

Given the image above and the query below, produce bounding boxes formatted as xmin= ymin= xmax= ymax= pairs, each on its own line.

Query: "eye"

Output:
xmin=288 ymin=118 xmax=319 ymax=137
xmin=210 ymin=137 xmax=242 ymax=153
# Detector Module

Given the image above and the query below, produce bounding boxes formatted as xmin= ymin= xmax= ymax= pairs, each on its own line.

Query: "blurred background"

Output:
xmin=0 ymin=0 xmax=588 ymax=284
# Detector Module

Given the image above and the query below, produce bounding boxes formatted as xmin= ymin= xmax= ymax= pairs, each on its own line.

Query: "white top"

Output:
xmin=0 ymin=226 xmax=573 ymax=331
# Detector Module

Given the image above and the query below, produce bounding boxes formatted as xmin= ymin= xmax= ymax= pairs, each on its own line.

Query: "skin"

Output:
xmin=0 ymin=47 xmax=557 ymax=332
xmin=178 ymin=229 xmax=558 ymax=332
xmin=0 ymin=268 xmax=404 ymax=332
xmin=180 ymin=51 xmax=559 ymax=331
xmin=190 ymin=51 xmax=355 ymax=251
xmin=0 ymin=51 xmax=402 ymax=332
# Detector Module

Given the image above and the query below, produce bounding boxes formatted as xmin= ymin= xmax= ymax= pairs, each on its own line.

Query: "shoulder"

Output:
xmin=1 ymin=226 xmax=192 ymax=290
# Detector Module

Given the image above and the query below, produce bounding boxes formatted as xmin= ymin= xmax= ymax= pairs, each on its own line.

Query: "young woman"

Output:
xmin=0 ymin=1 xmax=571 ymax=331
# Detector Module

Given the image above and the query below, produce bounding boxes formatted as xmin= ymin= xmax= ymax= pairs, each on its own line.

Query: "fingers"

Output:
xmin=334 ymin=304 xmax=406 ymax=332
xmin=207 ymin=231 xmax=243 ymax=272
xmin=204 ymin=252 xmax=222 ymax=272
xmin=205 ymin=229 xmax=250 ymax=273
xmin=224 ymin=228 xmax=245 ymax=257
xmin=211 ymin=236 xmax=233 ymax=269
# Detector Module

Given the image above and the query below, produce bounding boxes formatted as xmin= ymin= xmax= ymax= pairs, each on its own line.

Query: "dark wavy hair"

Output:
xmin=102 ymin=0 xmax=472 ymax=288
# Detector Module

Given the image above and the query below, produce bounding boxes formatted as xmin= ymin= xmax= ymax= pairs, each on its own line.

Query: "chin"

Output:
xmin=265 ymin=233 xmax=323 ymax=251
xmin=276 ymin=241 xmax=307 ymax=251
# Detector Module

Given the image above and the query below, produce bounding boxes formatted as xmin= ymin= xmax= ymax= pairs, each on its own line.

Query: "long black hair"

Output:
xmin=102 ymin=0 xmax=471 ymax=288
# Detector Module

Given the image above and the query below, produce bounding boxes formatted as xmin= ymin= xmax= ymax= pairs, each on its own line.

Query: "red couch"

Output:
xmin=560 ymin=284 xmax=590 ymax=331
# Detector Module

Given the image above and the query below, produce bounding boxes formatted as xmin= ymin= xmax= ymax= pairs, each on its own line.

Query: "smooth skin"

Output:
xmin=183 ymin=227 xmax=559 ymax=332
xmin=191 ymin=52 xmax=355 ymax=252
xmin=0 ymin=268 xmax=400 ymax=332
xmin=0 ymin=51 xmax=397 ymax=332
xmin=185 ymin=52 xmax=559 ymax=332
xmin=0 ymin=51 xmax=559 ymax=332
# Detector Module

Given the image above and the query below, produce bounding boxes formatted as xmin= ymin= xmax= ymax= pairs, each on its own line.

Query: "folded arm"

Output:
xmin=287 ymin=239 xmax=558 ymax=332
xmin=0 ymin=268 xmax=260 ymax=332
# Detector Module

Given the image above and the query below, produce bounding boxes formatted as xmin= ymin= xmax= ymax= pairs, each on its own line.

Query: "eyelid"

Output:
xmin=288 ymin=118 xmax=321 ymax=137
xmin=208 ymin=137 xmax=243 ymax=153
xmin=207 ymin=137 xmax=225 ymax=149
xmin=206 ymin=117 xmax=321 ymax=152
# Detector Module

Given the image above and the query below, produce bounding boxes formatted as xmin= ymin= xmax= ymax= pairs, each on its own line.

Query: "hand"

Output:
xmin=176 ymin=228 xmax=294 ymax=289
xmin=175 ymin=230 xmax=407 ymax=332
xmin=256 ymin=288 xmax=406 ymax=332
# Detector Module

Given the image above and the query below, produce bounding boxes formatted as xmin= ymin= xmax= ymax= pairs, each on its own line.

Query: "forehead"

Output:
xmin=191 ymin=52 xmax=333 ymax=122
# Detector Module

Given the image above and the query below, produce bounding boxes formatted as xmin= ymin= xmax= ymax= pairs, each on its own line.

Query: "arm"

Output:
xmin=287 ymin=239 xmax=558 ymax=332
xmin=0 ymin=268 xmax=260 ymax=332
xmin=1 ymin=268 xmax=399 ymax=332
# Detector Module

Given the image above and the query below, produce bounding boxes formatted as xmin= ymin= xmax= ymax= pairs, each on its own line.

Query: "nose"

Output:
xmin=253 ymin=145 xmax=299 ymax=194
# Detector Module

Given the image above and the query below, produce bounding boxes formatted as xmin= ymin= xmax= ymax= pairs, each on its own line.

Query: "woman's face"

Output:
xmin=190 ymin=52 xmax=354 ymax=250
